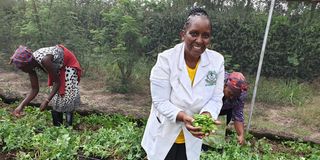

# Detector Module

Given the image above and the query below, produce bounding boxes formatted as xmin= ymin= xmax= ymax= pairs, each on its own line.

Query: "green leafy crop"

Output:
xmin=192 ymin=114 xmax=217 ymax=134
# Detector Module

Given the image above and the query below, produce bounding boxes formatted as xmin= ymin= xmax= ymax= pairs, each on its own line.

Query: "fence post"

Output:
xmin=247 ymin=0 xmax=276 ymax=132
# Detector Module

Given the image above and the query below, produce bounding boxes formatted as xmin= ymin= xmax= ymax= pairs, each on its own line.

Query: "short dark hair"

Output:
xmin=183 ymin=7 xmax=212 ymax=31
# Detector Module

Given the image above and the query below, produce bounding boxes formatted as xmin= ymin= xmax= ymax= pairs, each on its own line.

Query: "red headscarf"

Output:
xmin=10 ymin=45 xmax=33 ymax=67
xmin=226 ymin=72 xmax=248 ymax=93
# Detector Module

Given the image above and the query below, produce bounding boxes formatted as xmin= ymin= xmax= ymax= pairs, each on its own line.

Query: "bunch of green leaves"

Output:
xmin=192 ymin=114 xmax=217 ymax=134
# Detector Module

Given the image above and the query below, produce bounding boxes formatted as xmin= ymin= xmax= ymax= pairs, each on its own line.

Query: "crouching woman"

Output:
xmin=10 ymin=45 xmax=82 ymax=127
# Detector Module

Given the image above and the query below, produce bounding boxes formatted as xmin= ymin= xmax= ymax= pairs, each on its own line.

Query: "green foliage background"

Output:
xmin=0 ymin=0 xmax=319 ymax=92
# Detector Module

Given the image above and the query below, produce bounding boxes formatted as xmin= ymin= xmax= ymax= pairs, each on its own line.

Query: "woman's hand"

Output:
xmin=12 ymin=108 xmax=24 ymax=118
xmin=177 ymin=111 xmax=205 ymax=139
xmin=214 ymin=120 xmax=222 ymax=125
xmin=200 ymin=112 xmax=212 ymax=117
xmin=237 ymin=134 xmax=245 ymax=145
xmin=40 ymin=99 xmax=49 ymax=111
xmin=185 ymin=115 xmax=206 ymax=139
xmin=234 ymin=121 xmax=245 ymax=145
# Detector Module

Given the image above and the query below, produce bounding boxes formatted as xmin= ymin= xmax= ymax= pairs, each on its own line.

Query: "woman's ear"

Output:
xmin=223 ymin=84 xmax=227 ymax=94
xmin=180 ymin=30 xmax=185 ymax=41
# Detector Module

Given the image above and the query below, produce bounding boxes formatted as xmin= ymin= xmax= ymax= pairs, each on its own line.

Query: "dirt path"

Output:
xmin=244 ymin=97 xmax=320 ymax=143
xmin=0 ymin=68 xmax=150 ymax=118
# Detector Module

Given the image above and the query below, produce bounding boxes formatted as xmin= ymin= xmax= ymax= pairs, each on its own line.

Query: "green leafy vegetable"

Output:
xmin=192 ymin=114 xmax=217 ymax=134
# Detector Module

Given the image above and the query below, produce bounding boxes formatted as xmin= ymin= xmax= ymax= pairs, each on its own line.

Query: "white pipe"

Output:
xmin=246 ymin=0 xmax=276 ymax=132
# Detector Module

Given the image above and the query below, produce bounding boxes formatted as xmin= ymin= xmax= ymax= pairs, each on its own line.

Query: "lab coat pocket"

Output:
xmin=149 ymin=112 xmax=164 ymax=140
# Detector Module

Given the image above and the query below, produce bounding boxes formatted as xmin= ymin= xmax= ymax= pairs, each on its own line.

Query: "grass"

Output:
xmin=83 ymin=57 xmax=315 ymax=105
xmin=80 ymin=55 xmax=152 ymax=94
xmin=244 ymin=77 xmax=319 ymax=141
xmin=288 ymin=97 xmax=320 ymax=129
xmin=0 ymin=52 xmax=15 ymax=71
xmin=246 ymin=76 xmax=314 ymax=107
xmin=250 ymin=117 xmax=313 ymax=137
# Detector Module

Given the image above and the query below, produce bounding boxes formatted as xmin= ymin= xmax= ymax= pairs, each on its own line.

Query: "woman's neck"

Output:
xmin=184 ymin=52 xmax=200 ymax=69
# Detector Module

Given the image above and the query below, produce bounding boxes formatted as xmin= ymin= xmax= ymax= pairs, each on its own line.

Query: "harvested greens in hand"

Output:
xmin=192 ymin=114 xmax=217 ymax=134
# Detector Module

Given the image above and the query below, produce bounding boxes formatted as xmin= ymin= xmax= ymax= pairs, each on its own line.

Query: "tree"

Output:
xmin=99 ymin=0 xmax=147 ymax=92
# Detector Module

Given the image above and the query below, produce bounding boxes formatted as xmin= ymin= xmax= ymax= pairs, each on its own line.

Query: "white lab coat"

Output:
xmin=141 ymin=42 xmax=225 ymax=160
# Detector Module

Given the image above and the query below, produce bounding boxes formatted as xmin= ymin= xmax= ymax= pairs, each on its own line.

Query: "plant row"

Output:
xmin=0 ymin=103 xmax=319 ymax=160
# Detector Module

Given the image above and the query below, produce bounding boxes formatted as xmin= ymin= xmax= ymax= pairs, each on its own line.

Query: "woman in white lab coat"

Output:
xmin=141 ymin=7 xmax=225 ymax=160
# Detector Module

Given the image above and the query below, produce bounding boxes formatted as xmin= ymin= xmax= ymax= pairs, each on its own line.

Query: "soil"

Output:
xmin=0 ymin=67 xmax=320 ymax=144
xmin=0 ymin=67 xmax=151 ymax=119
xmin=0 ymin=152 xmax=15 ymax=160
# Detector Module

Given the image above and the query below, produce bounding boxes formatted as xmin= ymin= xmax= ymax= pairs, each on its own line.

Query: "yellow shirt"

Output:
xmin=175 ymin=61 xmax=199 ymax=144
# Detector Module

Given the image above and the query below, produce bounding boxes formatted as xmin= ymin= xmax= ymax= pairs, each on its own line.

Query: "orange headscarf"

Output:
xmin=226 ymin=72 xmax=248 ymax=93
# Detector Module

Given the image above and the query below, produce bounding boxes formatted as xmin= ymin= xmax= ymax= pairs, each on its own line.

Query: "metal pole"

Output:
xmin=246 ymin=0 xmax=276 ymax=132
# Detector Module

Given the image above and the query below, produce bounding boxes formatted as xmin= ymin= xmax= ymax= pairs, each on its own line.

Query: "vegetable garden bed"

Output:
xmin=0 ymin=99 xmax=319 ymax=160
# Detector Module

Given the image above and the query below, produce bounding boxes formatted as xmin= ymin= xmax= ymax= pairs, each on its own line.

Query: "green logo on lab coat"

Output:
xmin=205 ymin=71 xmax=217 ymax=86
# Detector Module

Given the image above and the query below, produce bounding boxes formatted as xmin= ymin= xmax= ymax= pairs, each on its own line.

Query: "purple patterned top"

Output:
xmin=221 ymin=73 xmax=247 ymax=122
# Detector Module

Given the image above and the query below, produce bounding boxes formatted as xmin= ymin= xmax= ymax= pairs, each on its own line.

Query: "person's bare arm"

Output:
xmin=13 ymin=70 xmax=39 ymax=115
xmin=39 ymin=54 xmax=60 ymax=111
xmin=234 ymin=121 xmax=245 ymax=145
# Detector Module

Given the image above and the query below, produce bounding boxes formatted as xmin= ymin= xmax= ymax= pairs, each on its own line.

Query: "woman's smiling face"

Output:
xmin=181 ymin=16 xmax=211 ymax=58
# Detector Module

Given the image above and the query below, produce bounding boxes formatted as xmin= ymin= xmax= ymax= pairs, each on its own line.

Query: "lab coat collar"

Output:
xmin=177 ymin=43 xmax=210 ymax=95
xmin=193 ymin=50 xmax=210 ymax=87
xmin=178 ymin=43 xmax=193 ymax=97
